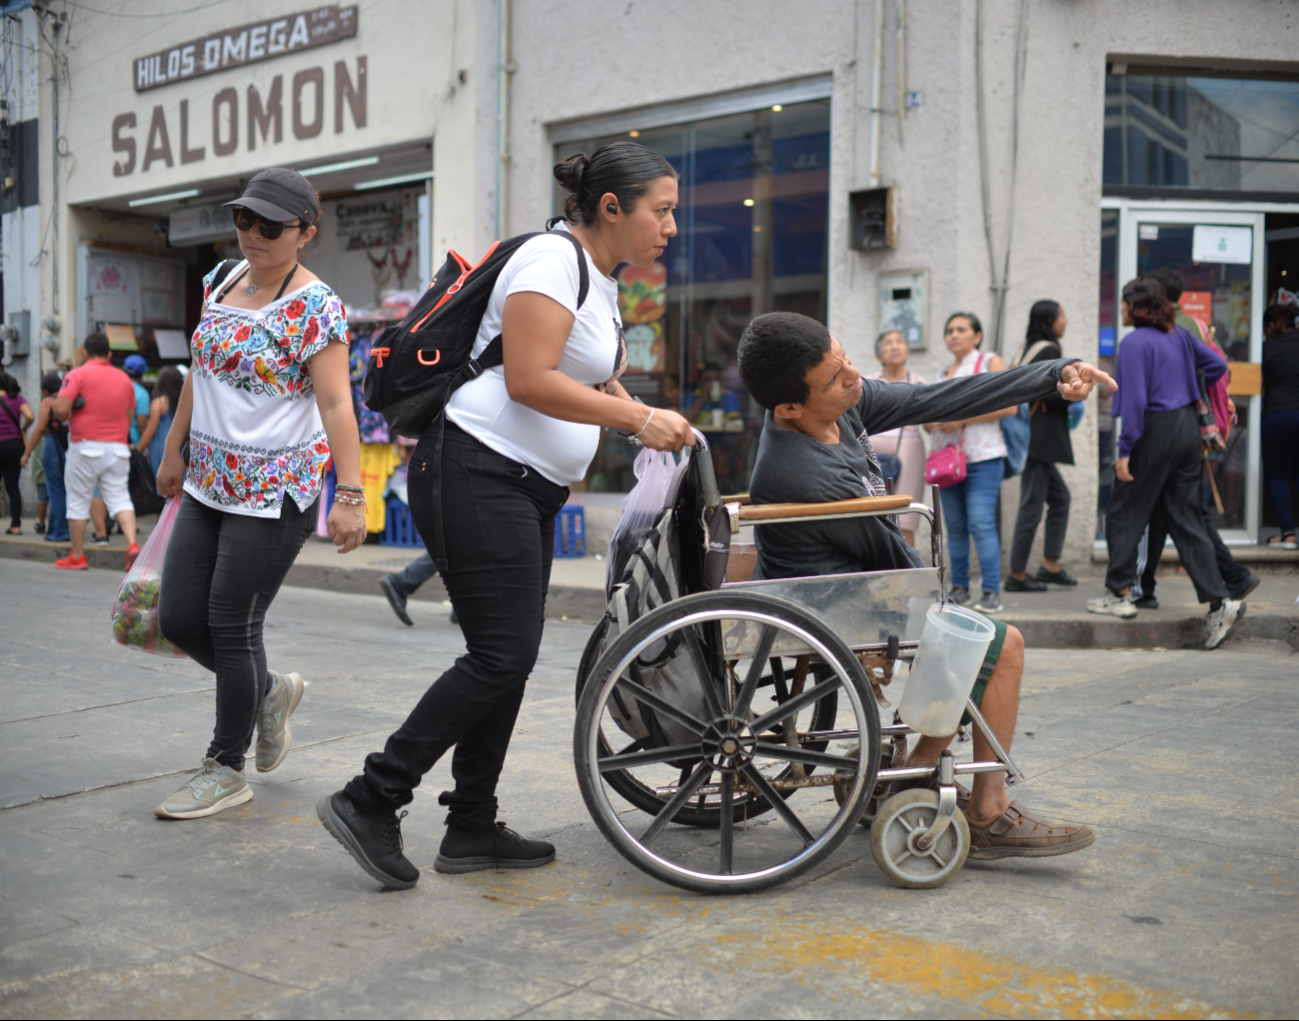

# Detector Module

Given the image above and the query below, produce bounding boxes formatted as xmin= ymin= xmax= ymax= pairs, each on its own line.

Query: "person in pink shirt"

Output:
xmin=52 ymin=332 xmax=139 ymax=570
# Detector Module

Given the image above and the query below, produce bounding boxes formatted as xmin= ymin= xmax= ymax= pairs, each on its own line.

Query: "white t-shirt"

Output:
xmin=446 ymin=225 xmax=624 ymax=485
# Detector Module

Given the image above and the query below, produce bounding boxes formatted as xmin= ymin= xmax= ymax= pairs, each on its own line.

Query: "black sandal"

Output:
xmin=1266 ymin=531 xmax=1297 ymax=549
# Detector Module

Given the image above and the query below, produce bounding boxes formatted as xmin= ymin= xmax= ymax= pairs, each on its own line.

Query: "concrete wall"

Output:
xmin=496 ymin=0 xmax=1299 ymax=571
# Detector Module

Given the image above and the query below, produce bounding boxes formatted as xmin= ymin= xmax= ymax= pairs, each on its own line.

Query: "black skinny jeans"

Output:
xmin=159 ymin=492 xmax=317 ymax=771
xmin=1009 ymin=457 xmax=1070 ymax=572
xmin=0 ymin=437 xmax=23 ymax=527
xmin=1104 ymin=405 xmax=1227 ymax=603
xmin=346 ymin=421 xmax=567 ymax=832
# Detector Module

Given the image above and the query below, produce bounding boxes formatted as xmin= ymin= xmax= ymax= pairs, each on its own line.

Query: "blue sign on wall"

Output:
xmin=1098 ymin=327 xmax=1116 ymax=357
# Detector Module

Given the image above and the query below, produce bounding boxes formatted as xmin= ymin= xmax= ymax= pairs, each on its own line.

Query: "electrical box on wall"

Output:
xmin=878 ymin=270 xmax=928 ymax=350
xmin=849 ymin=187 xmax=897 ymax=250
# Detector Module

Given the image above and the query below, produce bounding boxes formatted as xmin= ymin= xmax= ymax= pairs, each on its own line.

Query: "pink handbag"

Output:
xmin=924 ymin=429 xmax=967 ymax=489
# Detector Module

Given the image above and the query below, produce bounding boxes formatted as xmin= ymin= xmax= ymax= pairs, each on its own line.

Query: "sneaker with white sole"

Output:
xmin=256 ymin=671 xmax=305 ymax=772
xmin=973 ymin=591 xmax=1003 ymax=613
xmin=1086 ymin=590 xmax=1137 ymax=618
xmin=1205 ymin=599 xmax=1245 ymax=650
xmin=155 ymin=758 xmax=252 ymax=819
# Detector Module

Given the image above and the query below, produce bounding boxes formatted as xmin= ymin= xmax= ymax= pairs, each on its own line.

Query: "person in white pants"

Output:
xmin=52 ymin=332 xmax=139 ymax=571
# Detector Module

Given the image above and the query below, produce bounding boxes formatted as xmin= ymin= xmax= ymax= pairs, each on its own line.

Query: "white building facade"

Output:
xmin=5 ymin=0 xmax=1297 ymax=563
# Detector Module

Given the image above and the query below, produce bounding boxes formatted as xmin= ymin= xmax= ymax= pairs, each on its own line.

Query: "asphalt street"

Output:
xmin=1 ymin=557 xmax=1296 ymax=1019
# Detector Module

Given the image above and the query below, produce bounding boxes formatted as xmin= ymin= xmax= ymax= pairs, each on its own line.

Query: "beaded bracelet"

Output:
xmin=333 ymin=484 xmax=367 ymax=509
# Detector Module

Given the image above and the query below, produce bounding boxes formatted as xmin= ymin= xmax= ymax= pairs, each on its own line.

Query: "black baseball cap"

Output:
xmin=224 ymin=167 xmax=319 ymax=226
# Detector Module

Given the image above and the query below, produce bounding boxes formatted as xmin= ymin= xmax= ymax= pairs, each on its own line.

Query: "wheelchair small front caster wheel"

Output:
xmin=870 ymin=789 xmax=969 ymax=889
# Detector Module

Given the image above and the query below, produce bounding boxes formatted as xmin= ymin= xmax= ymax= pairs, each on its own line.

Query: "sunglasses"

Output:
xmin=231 ymin=206 xmax=305 ymax=240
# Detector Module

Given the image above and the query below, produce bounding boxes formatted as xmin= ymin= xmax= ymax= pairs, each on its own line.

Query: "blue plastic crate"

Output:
xmin=554 ymin=504 xmax=585 ymax=558
xmin=382 ymin=496 xmax=424 ymax=548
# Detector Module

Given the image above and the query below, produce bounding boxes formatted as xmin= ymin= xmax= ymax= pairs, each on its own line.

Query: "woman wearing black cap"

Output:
xmin=318 ymin=142 xmax=694 ymax=890
xmin=152 ymin=168 xmax=367 ymax=821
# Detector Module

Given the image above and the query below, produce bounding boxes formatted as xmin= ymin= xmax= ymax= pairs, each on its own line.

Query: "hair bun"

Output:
xmin=553 ymin=153 xmax=589 ymax=195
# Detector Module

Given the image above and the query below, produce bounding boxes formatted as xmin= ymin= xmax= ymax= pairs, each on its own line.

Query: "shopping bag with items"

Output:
xmin=110 ymin=498 xmax=186 ymax=658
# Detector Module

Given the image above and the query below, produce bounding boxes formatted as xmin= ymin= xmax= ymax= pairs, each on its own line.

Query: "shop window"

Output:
xmin=1103 ymin=69 xmax=1299 ymax=194
xmin=554 ymin=98 xmax=831 ymax=495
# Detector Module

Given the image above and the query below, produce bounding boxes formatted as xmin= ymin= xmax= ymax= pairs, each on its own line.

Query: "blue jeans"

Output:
xmin=387 ymin=550 xmax=438 ymax=597
xmin=940 ymin=456 xmax=1004 ymax=595
xmin=42 ymin=439 xmax=70 ymax=541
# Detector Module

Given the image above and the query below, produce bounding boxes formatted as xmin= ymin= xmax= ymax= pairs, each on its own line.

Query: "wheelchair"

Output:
xmin=573 ymin=452 xmax=1024 ymax=895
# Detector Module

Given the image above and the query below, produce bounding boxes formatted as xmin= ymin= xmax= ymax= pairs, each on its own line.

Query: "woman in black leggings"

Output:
xmin=153 ymin=168 xmax=366 ymax=820
xmin=319 ymin=143 xmax=695 ymax=889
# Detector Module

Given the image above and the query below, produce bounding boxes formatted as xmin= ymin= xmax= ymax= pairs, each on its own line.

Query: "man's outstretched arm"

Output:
xmin=857 ymin=358 xmax=1114 ymax=436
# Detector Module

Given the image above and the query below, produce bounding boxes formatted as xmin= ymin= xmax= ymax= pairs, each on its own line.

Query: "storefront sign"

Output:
xmin=1192 ymin=225 xmax=1252 ymax=265
xmin=133 ymin=6 xmax=357 ymax=92
xmin=335 ymin=195 xmax=415 ymax=250
xmin=110 ymin=57 xmax=366 ymax=177
xmin=169 ymin=202 xmax=236 ymax=246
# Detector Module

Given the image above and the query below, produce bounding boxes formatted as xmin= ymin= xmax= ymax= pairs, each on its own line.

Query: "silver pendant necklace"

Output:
xmin=244 ymin=281 xmax=259 ymax=297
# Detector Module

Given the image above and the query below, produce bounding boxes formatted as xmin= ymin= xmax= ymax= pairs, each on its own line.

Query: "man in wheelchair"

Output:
xmin=738 ymin=312 xmax=1115 ymax=860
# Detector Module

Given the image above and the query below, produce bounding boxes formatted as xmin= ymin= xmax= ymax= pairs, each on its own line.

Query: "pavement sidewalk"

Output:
xmin=1 ymin=560 xmax=1296 ymax=1018
xmin=3 ymin=515 xmax=1295 ymax=649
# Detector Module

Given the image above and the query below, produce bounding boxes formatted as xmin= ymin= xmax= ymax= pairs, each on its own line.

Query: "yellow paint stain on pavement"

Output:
xmin=712 ymin=915 xmax=1256 ymax=1020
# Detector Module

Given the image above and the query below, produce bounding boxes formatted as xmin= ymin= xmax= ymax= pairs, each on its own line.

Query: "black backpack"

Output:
xmin=362 ymin=228 xmax=589 ymax=439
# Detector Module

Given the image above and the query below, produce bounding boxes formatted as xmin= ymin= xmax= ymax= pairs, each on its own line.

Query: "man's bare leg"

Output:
xmin=116 ymin=509 xmax=137 ymax=547
xmin=68 ymin=518 xmax=88 ymax=559
xmin=90 ymin=497 xmax=108 ymax=538
xmin=901 ymin=626 xmax=1024 ymax=821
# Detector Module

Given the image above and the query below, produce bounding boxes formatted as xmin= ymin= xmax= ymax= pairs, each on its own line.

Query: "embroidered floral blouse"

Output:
xmin=184 ymin=261 xmax=349 ymax=518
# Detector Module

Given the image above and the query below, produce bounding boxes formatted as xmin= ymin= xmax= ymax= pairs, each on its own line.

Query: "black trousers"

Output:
xmin=1104 ymin=405 xmax=1227 ymax=603
xmin=0 ymin=437 xmax=23 ymax=527
xmin=1009 ymin=457 xmax=1070 ymax=572
xmin=346 ymin=422 xmax=567 ymax=831
xmin=159 ymin=493 xmax=316 ymax=771
xmin=1133 ymin=502 xmax=1249 ymax=600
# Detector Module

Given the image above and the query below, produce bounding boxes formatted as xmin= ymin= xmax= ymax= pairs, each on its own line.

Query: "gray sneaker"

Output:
xmin=1205 ymin=599 xmax=1245 ymax=650
xmin=1086 ymin=590 xmax=1137 ymax=618
xmin=155 ymin=758 xmax=252 ymax=819
xmin=256 ymin=671 xmax=306 ymax=772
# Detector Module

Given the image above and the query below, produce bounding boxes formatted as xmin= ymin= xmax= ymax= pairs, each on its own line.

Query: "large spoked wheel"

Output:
xmin=574 ymin=591 xmax=880 ymax=894
xmin=575 ymin=614 xmax=839 ymax=827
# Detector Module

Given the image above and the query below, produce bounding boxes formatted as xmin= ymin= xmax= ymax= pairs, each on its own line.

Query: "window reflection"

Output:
xmin=555 ymin=99 xmax=831 ymax=494
xmin=1104 ymin=71 xmax=1299 ymax=193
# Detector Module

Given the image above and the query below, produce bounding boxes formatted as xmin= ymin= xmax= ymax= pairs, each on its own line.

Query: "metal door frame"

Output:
xmin=1101 ymin=196 xmax=1299 ymax=544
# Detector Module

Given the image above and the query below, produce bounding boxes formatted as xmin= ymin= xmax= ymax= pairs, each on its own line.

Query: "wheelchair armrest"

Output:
xmin=736 ymin=494 xmax=914 ymax=523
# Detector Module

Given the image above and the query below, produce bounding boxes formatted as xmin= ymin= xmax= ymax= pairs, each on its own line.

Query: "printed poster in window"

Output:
xmin=334 ymin=191 xmax=419 ymax=251
xmin=617 ymin=261 xmax=666 ymax=376
xmin=89 ymin=257 xmax=133 ymax=295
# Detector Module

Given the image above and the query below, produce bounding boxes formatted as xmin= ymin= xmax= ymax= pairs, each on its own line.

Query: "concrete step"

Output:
xmin=5 ymin=521 xmax=1295 ymax=650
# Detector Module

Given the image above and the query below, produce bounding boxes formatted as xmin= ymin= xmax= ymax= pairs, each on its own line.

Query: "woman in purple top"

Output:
xmin=0 ymin=371 xmax=34 ymax=534
xmin=1088 ymin=278 xmax=1242 ymax=649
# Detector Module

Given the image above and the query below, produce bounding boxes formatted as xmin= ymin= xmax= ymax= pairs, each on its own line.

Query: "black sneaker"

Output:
xmin=1132 ymin=593 xmax=1159 ymax=609
xmin=316 ymin=791 xmax=419 ymax=890
xmin=434 ymin=822 xmax=555 ymax=874
xmin=1005 ymin=574 xmax=1047 ymax=592
xmin=1036 ymin=567 xmax=1078 ymax=586
xmin=1229 ymin=573 xmax=1261 ymax=601
xmin=379 ymin=577 xmax=414 ymax=627
xmin=89 ymin=533 xmax=110 ymax=546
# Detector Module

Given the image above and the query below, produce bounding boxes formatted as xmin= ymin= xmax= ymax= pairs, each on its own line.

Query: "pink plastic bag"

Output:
xmin=110 ymin=498 xmax=187 ymax=658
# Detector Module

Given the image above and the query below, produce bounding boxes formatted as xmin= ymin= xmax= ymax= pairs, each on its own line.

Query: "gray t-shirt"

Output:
xmin=749 ymin=357 xmax=1076 ymax=580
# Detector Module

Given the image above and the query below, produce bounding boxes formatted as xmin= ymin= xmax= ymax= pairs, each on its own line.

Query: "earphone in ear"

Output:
xmin=606 ymin=203 xmax=618 ymax=214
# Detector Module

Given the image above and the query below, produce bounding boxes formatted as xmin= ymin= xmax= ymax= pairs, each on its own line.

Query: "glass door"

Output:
xmin=1114 ymin=206 xmax=1265 ymax=542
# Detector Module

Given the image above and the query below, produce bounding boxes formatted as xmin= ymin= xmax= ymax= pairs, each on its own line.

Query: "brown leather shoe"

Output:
xmin=966 ymin=801 xmax=1095 ymax=859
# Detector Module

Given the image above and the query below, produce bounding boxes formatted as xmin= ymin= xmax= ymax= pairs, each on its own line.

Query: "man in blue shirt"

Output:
xmin=123 ymin=355 xmax=151 ymax=448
